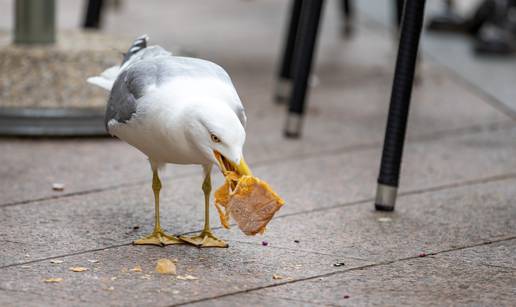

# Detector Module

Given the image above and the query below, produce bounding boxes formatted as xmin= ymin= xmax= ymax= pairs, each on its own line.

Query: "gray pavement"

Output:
xmin=357 ymin=0 xmax=516 ymax=117
xmin=0 ymin=1 xmax=515 ymax=306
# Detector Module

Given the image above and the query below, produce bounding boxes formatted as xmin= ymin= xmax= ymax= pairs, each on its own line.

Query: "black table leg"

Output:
xmin=375 ymin=0 xmax=426 ymax=211
xmin=83 ymin=0 xmax=104 ymax=29
xmin=275 ymin=0 xmax=304 ymax=104
xmin=284 ymin=0 xmax=325 ymax=138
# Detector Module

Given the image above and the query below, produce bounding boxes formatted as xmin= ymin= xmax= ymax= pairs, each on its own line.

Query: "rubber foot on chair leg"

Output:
xmin=375 ymin=203 xmax=395 ymax=211
xmin=284 ymin=112 xmax=303 ymax=139
xmin=375 ymin=183 xmax=397 ymax=211
xmin=274 ymin=78 xmax=292 ymax=104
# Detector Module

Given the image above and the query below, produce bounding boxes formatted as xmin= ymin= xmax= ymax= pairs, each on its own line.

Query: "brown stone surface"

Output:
xmin=195 ymin=240 xmax=516 ymax=307
xmin=0 ymin=138 xmax=198 ymax=206
xmin=185 ymin=293 xmax=314 ymax=307
xmin=1 ymin=126 xmax=516 ymax=269
xmin=0 ymin=1 xmax=515 ymax=306
xmin=0 ymin=289 xmax=84 ymax=307
xmin=0 ymin=242 xmax=369 ymax=306
xmin=1 ymin=177 xmax=514 ymax=306
xmin=200 ymin=228 xmax=516 ymax=307
xmin=225 ymin=178 xmax=516 ymax=262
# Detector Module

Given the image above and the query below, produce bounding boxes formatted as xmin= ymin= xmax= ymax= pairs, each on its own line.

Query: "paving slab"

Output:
xmin=0 ymin=241 xmax=368 ymax=307
xmin=2 ymin=125 xmax=516 ymax=268
xmin=0 ymin=289 xmax=85 ymax=307
xmin=200 ymin=240 xmax=516 ymax=307
xmin=447 ymin=240 xmax=516 ymax=270
xmin=226 ymin=177 xmax=516 ymax=261
xmin=1 ymin=173 xmax=514 ymax=306
xmin=182 ymin=293 xmax=315 ymax=307
xmin=0 ymin=138 xmax=199 ymax=206
xmin=357 ymin=0 xmax=516 ymax=117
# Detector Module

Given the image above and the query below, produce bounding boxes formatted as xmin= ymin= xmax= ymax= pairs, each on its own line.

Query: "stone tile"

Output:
xmin=0 ymin=179 xmax=202 ymax=267
xmin=0 ymin=242 xmax=368 ymax=306
xmin=358 ymin=0 xmax=516 ymax=116
xmin=438 ymin=239 xmax=516 ymax=270
xmin=185 ymin=293 xmax=320 ymax=307
xmin=0 ymin=138 xmax=200 ymax=207
xmin=3 ymin=174 xmax=510 ymax=307
xmin=1 ymin=178 xmax=514 ymax=306
xmin=242 ymin=67 xmax=511 ymax=165
xmin=248 ymin=124 xmax=516 ymax=218
xmin=227 ymin=178 xmax=516 ymax=262
xmin=226 ymin=240 xmax=516 ymax=307
xmin=2 ymin=126 xmax=516 ymax=268
xmin=0 ymin=289 xmax=86 ymax=307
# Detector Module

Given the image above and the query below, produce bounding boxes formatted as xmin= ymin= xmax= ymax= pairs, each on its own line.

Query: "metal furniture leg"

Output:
xmin=375 ymin=0 xmax=426 ymax=211
xmin=275 ymin=0 xmax=304 ymax=104
xmin=284 ymin=0 xmax=325 ymax=138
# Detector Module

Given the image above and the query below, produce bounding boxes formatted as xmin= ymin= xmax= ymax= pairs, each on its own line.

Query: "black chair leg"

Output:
xmin=284 ymin=0 xmax=325 ymax=138
xmin=275 ymin=0 xmax=304 ymax=104
xmin=340 ymin=0 xmax=354 ymax=37
xmin=83 ymin=0 xmax=104 ymax=29
xmin=375 ymin=0 xmax=426 ymax=211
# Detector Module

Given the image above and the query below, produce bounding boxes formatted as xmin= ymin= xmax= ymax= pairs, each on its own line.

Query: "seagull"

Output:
xmin=88 ymin=35 xmax=252 ymax=248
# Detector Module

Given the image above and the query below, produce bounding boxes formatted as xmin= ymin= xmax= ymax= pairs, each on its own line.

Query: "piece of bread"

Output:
xmin=214 ymin=174 xmax=284 ymax=235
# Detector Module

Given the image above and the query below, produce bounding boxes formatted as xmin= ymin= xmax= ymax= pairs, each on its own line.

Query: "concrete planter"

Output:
xmin=0 ymin=31 xmax=127 ymax=136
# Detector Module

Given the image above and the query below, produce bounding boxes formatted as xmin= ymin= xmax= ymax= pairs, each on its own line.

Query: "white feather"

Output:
xmin=110 ymin=76 xmax=246 ymax=166
xmin=87 ymin=65 xmax=120 ymax=91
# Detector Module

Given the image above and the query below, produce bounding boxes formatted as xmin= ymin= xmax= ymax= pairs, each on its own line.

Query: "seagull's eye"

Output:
xmin=211 ymin=134 xmax=221 ymax=143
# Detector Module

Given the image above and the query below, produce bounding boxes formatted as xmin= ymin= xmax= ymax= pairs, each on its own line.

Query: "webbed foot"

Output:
xmin=180 ymin=231 xmax=228 ymax=248
xmin=133 ymin=229 xmax=183 ymax=246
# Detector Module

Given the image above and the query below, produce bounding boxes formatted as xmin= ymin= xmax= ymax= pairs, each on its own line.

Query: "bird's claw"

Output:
xmin=180 ymin=230 xmax=228 ymax=248
xmin=133 ymin=229 xmax=183 ymax=246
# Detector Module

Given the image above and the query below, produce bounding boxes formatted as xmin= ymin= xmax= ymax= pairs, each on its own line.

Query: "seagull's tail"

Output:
xmin=87 ymin=65 xmax=120 ymax=91
xmin=87 ymin=34 xmax=149 ymax=91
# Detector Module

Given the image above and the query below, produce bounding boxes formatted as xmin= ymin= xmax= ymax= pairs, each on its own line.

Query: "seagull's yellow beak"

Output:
xmin=214 ymin=151 xmax=252 ymax=176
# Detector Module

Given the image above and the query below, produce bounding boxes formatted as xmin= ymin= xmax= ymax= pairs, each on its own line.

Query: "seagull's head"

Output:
xmin=186 ymin=103 xmax=252 ymax=176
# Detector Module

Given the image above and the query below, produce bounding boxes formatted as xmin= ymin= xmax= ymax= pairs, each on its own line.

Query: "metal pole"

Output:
xmin=275 ymin=0 xmax=304 ymax=104
xmin=284 ymin=0 xmax=325 ymax=138
xmin=14 ymin=0 xmax=55 ymax=45
xmin=375 ymin=0 xmax=426 ymax=211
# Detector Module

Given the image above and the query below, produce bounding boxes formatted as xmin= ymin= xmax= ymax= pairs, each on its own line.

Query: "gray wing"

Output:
xmin=105 ymin=69 xmax=138 ymax=128
xmin=105 ymin=47 xmax=174 ymax=129
xmin=106 ymin=46 xmax=246 ymax=129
